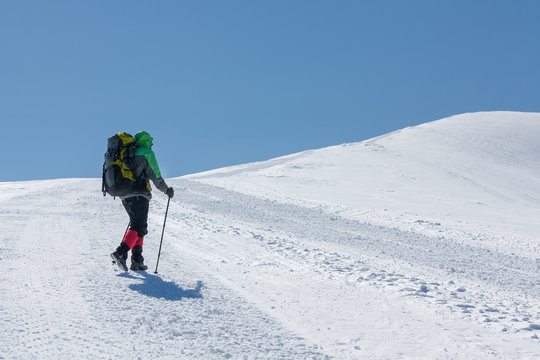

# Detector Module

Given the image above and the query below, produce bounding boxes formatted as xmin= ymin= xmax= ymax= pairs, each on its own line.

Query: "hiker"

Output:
xmin=110 ymin=131 xmax=174 ymax=271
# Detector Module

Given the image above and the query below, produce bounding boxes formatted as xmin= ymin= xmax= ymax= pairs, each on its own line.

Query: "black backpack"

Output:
xmin=102 ymin=132 xmax=137 ymax=197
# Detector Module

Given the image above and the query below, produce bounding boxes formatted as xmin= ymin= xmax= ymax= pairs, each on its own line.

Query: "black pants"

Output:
xmin=122 ymin=196 xmax=150 ymax=238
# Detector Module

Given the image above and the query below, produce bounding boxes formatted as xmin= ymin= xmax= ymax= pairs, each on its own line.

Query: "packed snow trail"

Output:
xmin=171 ymin=180 xmax=538 ymax=299
xmin=164 ymin=178 xmax=539 ymax=358
xmin=0 ymin=180 xmax=325 ymax=359
xmin=0 ymin=177 xmax=538 ymax=359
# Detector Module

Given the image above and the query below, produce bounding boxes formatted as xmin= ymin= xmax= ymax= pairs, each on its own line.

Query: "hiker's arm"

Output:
xmin=150 ymin=172 xmax=168 ymax=194
xmin=143 ymin=151 xmax=169 ymax=194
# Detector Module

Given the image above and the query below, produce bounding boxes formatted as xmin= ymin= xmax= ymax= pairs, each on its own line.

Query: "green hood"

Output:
xmin=134 ymin=131 xmax=153 ymax=149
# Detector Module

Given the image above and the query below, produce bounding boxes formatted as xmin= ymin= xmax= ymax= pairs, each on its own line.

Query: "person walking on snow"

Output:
xmin=110 ymin=131 xmax=174 ymax=271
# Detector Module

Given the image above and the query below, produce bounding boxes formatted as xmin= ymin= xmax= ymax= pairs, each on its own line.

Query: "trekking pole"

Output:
xmin=123 ymin=221 xmax=131 ymax=238
xmin=154 ymin=196 xmax=171 ymax=274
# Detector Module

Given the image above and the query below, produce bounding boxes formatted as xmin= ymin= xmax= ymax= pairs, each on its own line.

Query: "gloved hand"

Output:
xmin=166 ymin=187 xmax=174 ymax=198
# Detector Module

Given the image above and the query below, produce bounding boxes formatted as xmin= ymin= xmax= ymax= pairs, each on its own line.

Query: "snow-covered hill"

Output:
xmin=1 ymin=112 xmax=539 ymax=359
xmin=189 ymin=112 xmax=540 ymax=255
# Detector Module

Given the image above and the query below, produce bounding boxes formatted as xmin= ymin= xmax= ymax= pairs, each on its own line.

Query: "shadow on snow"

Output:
xmin=119 ymin=272 xmax=204 ymax=301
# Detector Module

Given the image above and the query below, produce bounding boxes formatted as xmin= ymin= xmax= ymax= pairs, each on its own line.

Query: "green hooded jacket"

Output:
xmin=121 ymin=131 xmax=168 ymax=199
xmin=134 ymin=131 xmax=162 ymax=178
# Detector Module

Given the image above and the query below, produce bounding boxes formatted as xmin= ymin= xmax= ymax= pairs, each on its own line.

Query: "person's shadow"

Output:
xmin=121 ymin=272 xmax=203 ymax=301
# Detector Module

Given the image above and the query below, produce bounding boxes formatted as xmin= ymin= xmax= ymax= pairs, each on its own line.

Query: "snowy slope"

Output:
xmin=188 ymin=111 xmax=540 ymax=256
xmin=1 ymin=112 xmax=539 ymax=359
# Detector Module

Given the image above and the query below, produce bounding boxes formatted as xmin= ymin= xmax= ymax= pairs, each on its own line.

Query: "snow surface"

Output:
xmin=1 ymin=111 xmax=539 ymax=359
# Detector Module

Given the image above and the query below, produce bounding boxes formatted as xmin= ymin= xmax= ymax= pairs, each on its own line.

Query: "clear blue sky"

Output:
xmin=1 ymin=1 xmax=539 ymax=181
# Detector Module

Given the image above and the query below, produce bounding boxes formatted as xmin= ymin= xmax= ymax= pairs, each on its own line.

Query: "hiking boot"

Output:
xmin=130 ymin=259 xmax=148 ymax=271
xmin=130 ymin=245 xmax=148 ymax=271
xmin=111 ymin=242 xmax=130 ymax=272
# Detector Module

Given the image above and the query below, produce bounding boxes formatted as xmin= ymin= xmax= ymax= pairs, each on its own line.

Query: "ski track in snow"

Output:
xmin=169 ymin=178 xmax=539 ymax=358
xmin=176 ymin=180 xmax=538 ymax=298
xmin=0 ymin=178 xmax=539 ymax=359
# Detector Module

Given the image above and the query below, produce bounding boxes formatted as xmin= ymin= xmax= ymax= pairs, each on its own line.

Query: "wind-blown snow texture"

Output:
xmin=1 ymin=112 xmax=539 ymax=359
